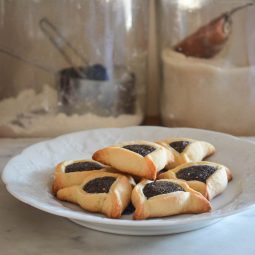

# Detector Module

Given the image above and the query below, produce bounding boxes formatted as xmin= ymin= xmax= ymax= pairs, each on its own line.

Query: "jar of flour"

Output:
xmin=158 ymin=0 xmax=255 ymax=135
xmin=0 ymin=0 xmax=148 ymax=137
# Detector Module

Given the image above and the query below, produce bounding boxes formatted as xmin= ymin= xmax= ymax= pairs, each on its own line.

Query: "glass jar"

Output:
xmin=0 ymin=0 xmax=148 ymax=137
xmin=158 ymin=0 xmax=255 ymax=135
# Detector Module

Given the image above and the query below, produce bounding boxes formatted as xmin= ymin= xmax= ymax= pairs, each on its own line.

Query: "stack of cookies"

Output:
xmin=53 ymin=137 xmax=232 ymax=220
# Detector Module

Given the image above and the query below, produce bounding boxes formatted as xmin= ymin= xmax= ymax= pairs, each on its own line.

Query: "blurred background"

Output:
xmin=0 ymin=0 xmax=255 ymax=137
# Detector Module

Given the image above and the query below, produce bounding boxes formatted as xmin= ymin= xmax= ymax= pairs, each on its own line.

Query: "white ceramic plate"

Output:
xmin=2 ymin=126 xmax=255 ymax=235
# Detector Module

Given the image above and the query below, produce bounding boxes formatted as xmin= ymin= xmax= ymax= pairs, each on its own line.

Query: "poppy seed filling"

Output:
xmin=170 ymin=141 xmax=191 ymax=153
xmin=122 ymin=144 xmax=156 ymax=157
xmin=83 ymin=176 xmax=116 ymax=193
xmin=65 ymin=162 xmax=103 ymax=173
xmin=122 ymin=202 xmax=135 ymax=215
xmin=176 ymin=165 xmax=217 ymax=183
xmin=143 ymin=181 xmax=185 ymax=199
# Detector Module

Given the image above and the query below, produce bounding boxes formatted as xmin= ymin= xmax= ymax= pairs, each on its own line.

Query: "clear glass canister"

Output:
xmin=158 ymin=0 xmax=255 ymax=135
xmin=0 ymin=0 xmax=148 ymax=137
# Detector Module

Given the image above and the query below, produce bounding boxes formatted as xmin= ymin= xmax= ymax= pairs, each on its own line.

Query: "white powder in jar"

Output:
xmin=0 ymin=85 xmax=143 ymax=137
xmin=161 ymin=49 xmax=255 ymax=136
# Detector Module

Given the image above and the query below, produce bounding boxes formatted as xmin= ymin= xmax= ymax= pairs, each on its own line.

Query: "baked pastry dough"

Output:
xmin=52 ymin=159 xmax=108 ymax=194
xmin=157 ymin=137 xmax=215 ymax=168
xmin=92 ymin=140 xmax=171 ymax=180
xmin=57 ymin=172 xmax=133 ymax=218
xmin=131 ymin=179 xmax=211 ymax=220
xmin=158 ymin=161 xmax=232 ymax=200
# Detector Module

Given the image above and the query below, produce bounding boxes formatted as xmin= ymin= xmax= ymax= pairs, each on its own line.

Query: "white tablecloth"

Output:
xmin=0 ymin=138 xmax=255 ymax=255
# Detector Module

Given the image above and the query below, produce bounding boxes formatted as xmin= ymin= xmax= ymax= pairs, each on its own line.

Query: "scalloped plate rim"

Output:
xmin=2 ymin=126 xmax=255 ymax=230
